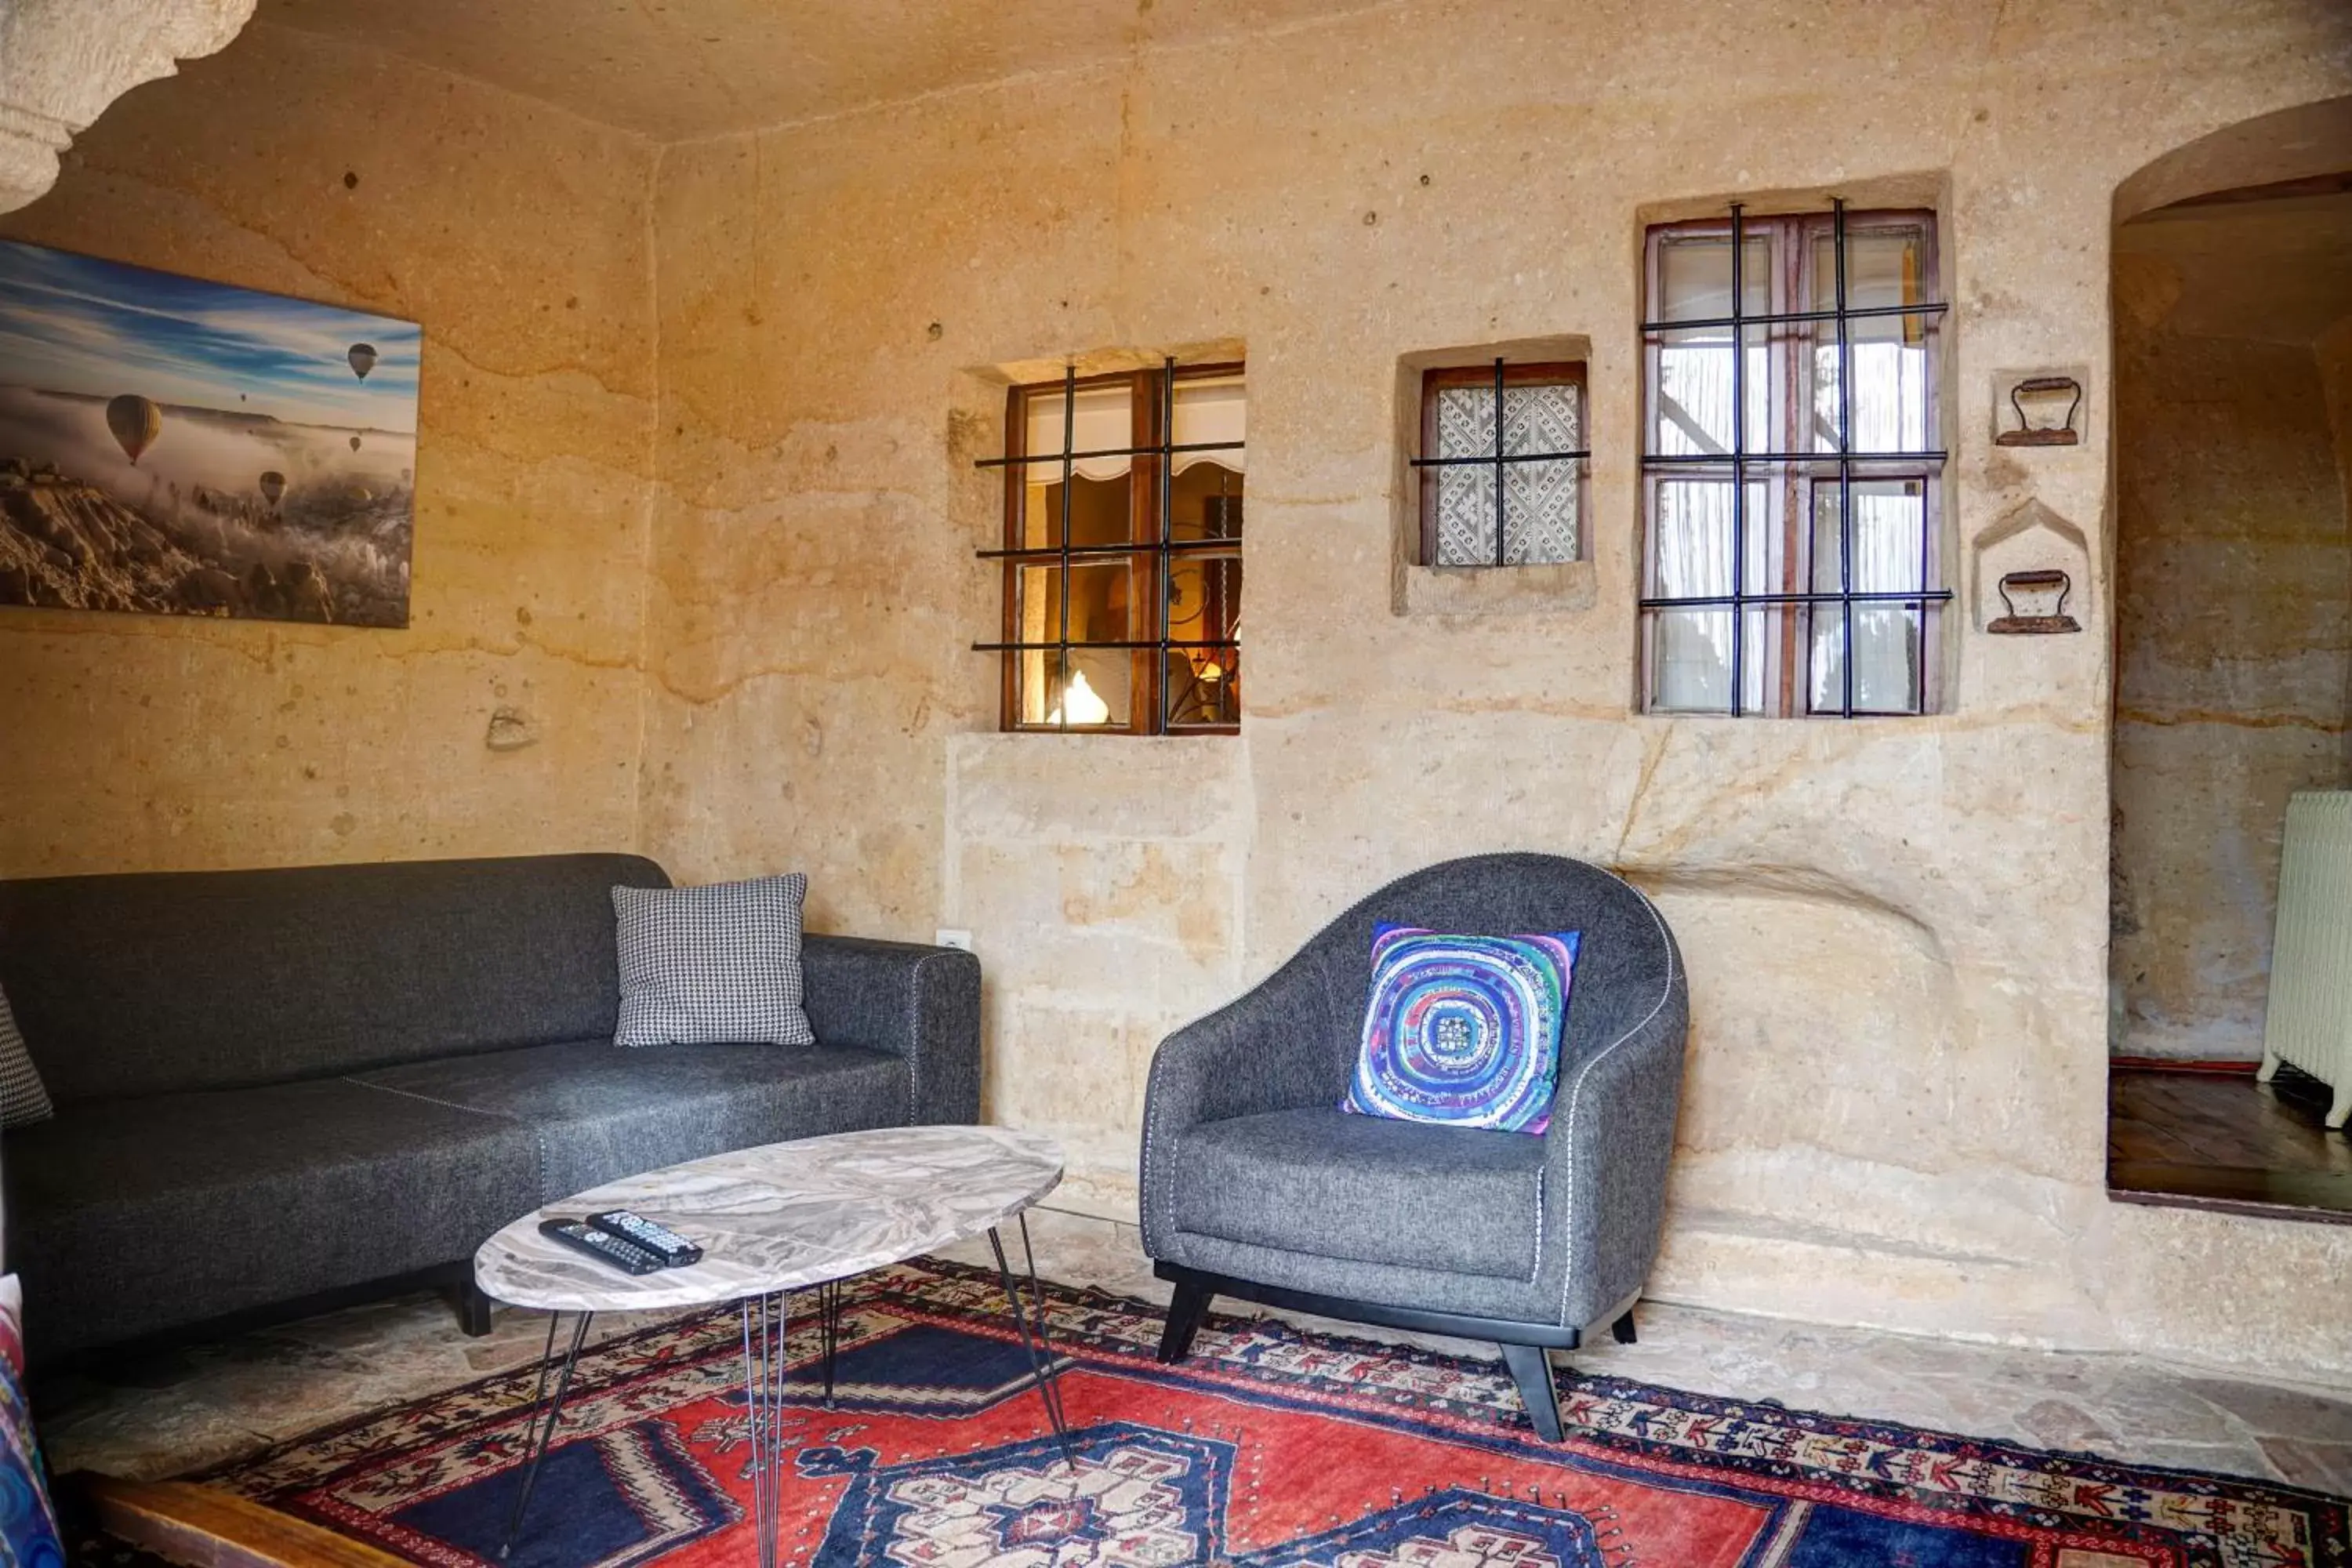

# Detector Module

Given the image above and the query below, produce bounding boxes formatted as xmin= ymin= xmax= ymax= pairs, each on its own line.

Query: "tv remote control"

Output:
xmin=539 ymin=1217 xmax=665 ymax=1276
xmin=586 ymin=1210 xmax=703 ymax=1267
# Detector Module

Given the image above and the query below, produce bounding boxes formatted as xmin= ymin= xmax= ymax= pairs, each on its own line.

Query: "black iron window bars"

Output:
xmin=971 ymin=358 xmax=1241 ymax=733
xmin=1639 ymin=200 xmax=1953 ymax=717
xmin=1414 ymin=360 xmax=1590 ymax=568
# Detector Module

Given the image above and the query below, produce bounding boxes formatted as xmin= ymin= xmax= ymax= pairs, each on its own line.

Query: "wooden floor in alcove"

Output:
xmin=2110 ymin=1060 xmax=2352 ymax=1222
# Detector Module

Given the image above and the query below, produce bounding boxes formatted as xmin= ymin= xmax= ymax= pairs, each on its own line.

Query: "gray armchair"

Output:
xmin=1139 ymin=852 xmax=1688 ymax=1439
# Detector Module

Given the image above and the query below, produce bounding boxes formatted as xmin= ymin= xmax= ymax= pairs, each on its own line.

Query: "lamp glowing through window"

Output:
xmin=1045 ymin=669 xmax=1112 ymax=727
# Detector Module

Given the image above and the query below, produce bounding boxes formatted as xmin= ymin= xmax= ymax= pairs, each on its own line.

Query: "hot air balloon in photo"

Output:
xmin=0 ymin=236 xmax=420 ymax=626
xmin=106 ymin=394 xmax=161 ymax=464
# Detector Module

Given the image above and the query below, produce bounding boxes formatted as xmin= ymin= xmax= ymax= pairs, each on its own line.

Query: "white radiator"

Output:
xmin=2259 ymin=789 xmax=2352 ymax=1127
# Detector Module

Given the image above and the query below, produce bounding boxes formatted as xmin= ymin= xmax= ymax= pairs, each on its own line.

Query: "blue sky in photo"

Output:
xmin=0 ymin=240 xmax=419 ymax=434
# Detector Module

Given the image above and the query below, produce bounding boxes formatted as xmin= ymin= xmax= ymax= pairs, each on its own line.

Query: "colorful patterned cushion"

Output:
xmin=0 ymin=1276 xmax=65 ymax=1568
xmin=1343 ymin=924 xmax=1579 ymax=1134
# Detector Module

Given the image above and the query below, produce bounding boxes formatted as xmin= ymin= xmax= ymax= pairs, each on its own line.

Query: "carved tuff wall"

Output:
xmin=642 ymin=1 xmax=2352 ymax=1380
xmin=2110 ymin=196 xmax=2352 ymax=1061
xmin=0 ymin=23 xmax=659 ymax=873
xmin=3 ymin=0 xmax=2350 ymax=1385
xmin=0 ymin=0 xmax=255 ymax=214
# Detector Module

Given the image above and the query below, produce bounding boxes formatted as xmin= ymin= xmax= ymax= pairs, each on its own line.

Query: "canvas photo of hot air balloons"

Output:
xmin=0 ymin=239 xmax=420 ymax=626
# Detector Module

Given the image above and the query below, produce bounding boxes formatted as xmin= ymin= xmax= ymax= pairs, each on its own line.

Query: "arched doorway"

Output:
xmin=2107 ymin=97 xmax=2352 ymax=1221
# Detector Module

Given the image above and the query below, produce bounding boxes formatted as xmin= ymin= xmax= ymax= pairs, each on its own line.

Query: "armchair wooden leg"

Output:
xmin=1499 ymin=1343 xmax=1563 ymax=1443
xmin=1156 ymin=1273 xmax=1213 ymax=1364
xmin=1610 ymin=1310 xmax=1637 ymax=1345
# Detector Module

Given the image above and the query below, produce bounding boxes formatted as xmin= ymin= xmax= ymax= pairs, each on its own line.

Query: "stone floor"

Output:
xmin=36 ymin=1206 xmax=2352 ymax=1498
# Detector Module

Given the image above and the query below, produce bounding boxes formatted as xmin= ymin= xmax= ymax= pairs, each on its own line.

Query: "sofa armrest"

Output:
xmin=1139 ymin=956 xmax=1341 ymax=1255
xmin=1538 ymin=952 xmax=1690 ymax=1330
xmin=799 ymin=935 xmax=982 ymax=1127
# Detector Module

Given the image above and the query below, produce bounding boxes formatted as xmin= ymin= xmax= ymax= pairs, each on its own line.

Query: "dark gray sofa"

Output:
xmin=1140 ymin=852 xmax=1687 ymax=1440
xmin=0 ymin=853 xmax=981 ymax=1358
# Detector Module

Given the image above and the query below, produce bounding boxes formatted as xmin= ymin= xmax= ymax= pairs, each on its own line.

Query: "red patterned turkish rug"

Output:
xmin=202 ymin=1259 xmax=2347 ymax=1568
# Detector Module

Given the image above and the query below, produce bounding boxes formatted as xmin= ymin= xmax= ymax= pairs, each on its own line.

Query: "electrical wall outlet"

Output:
xmin=935 ymin=928 xmax=975 ymax=953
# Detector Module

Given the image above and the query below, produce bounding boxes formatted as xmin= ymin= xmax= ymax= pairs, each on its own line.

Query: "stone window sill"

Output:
xmin=1396 ymin=561 xmax=1598 ymax=617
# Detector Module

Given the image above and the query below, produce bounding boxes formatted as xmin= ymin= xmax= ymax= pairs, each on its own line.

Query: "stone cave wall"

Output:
xmin=2326 ymin=314 xmax=2352 ymax=779
xmin=0 ymin=20 xmax=659 ymax=875
xmin=0 ymin=0 xmax=2347 ymax=1385
xmin=641 ymin=0 xmax=2352 ymax=1377
xmin=2110 ymin=218 xmax=2352 ymax=1061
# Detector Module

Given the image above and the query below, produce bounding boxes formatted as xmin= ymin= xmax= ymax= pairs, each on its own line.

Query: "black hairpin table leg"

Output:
xmin=1014 ymin=1213 xmax=1069 ymax=1431
xmin=739 ymin=1291 xmax=798 ymax=1568
xmin=819 ymin=1277 xmax=842 ymax=1406
xmin=501 ymin=1309 xmax=593 ymax=1559
xmin=989 ymin=1214 xmax=1072 ymax=1462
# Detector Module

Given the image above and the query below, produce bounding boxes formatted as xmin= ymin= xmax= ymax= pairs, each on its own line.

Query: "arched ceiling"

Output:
xmin=258 ymin=0 xmax=1392 ymax=143
xmin=2119 ymin=190 xmax=2352 ymax=348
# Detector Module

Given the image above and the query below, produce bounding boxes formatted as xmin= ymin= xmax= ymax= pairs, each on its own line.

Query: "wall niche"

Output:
xmin=1390 ymin=335 xmax=1595 ymax=618
xmin=1969 ymin=498 xmax=2091 ymax=636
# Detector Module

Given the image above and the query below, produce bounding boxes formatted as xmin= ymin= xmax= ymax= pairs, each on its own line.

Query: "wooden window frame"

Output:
xmin=992 ymin=361 xmax=1244 ymax=735
xmin=1417 ymin=361 xmax=1589 ymax=568
xmin=1637 ymin=205 xmax=1949 ymax=718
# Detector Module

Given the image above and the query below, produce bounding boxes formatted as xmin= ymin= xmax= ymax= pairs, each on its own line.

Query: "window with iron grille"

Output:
xmin=972 ymin=359 xmax=1242 ymax=733
xmin=1415 ymin=361 xmax=1588 ymax=567
xmin=1639 ymin=202 xmax=1951 ymax=717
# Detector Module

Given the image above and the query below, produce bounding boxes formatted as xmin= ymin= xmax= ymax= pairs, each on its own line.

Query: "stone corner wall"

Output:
xmin=0 ymin=20 xmax=662 ymax=878
xmin=2108 ymin=209 xmax=2352 ymax=1061
xmin=637 ymin=0 xmax=2352 ymax=1384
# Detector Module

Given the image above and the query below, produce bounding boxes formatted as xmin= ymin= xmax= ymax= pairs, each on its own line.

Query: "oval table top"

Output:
xmin=474 ymin=1124 xmax=1064 ymax=1313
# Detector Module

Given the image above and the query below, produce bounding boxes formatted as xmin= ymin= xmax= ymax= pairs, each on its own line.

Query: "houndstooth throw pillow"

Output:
xmin=612 ymin=874 xmax=817 ymax=1048
xmin=0 ymin=983 xmax=55 ymax=1129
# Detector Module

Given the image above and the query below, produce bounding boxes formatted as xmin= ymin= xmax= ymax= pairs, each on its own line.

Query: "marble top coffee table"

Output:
xmin=474 ymin=1124 xmax=1066 ymax=1566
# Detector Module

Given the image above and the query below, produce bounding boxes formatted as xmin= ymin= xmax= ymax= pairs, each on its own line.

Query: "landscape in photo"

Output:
xmin=0 ymin=240 xmax=421 ymax=626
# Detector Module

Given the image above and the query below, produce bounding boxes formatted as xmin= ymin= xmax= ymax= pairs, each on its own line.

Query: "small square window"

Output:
xmin=1416 ymin=361 xmax=1588 ymax=568
xmin=974 ymin=360 xmax=1243 ymax=735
